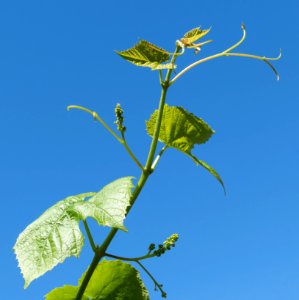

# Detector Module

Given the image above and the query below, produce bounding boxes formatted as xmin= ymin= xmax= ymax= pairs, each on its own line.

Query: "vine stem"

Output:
xmin=75 ymin=45 xmax=181 ymax=300
xmin=170 ymin=25 xmax=281 ymax=84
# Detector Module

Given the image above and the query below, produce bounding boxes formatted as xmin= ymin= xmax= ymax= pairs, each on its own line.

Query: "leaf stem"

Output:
xmin=151 ymin=145 xmax=168 ymax=170
xmin=159 ymin=70 xmax=163 ymax=85
xmin=136 ymin=261 xmax=167 ymax=298
xmin=83 ymin=220 xmax=97 ymax=252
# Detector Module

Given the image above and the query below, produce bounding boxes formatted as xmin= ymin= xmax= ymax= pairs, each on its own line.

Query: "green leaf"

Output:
xmin=45 ymin=260 xmax=150 ymax=300
xmin=146 ymin=104 xmax=214 ymax=153
xmin=14 ymin=177 xmax=134 ymax=288
xmin=45 ymin=285 xmax=88 ymax=300
xmin=146 ymin=105 xmax=225 ymax=191
xmin=14 ymin=192 xmax=95 ymax=288
xmin=71 ymin=177 xmax=134 ymax=232
xmin=116 ymin=40 xmax=175 ymax=70
xmin=83 ymin=260 xmax=150 ymax=300
xmin=181 ymin=27 xmax=211 ymax=45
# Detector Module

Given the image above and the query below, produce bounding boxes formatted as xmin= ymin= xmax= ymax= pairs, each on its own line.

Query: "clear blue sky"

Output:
xmin=1 ymin=0 xmax=298 ymax=299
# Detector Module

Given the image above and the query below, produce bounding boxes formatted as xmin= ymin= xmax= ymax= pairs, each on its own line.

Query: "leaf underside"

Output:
xmin=146 ymin=104 xmax=225 ymax=191
xmin=116 ymin=40 xmax=175 ymax=70
xmin=14 ymin=177 xmax=134 ymax=288
xmin=45 ymin=260 xmax=150 ymax=300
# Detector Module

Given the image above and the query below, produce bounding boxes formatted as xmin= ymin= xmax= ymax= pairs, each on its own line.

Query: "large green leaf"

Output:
xmin=14 ymin=192 xmax=94 ymax=288
xmin=14 ymin=177 xmax=135 ymax=288
xmin=45 ymin=285 xmax=88 ymax=300
xmin=180 ymin=27 xmax=211 ymax=46
xmin=146 ymin=105 xmax=225 ymax=191
xmin=116 ymin=40 xmax=175 ymax=70
xmin=45 ymin=260 xmax=150 ymax=300
xmin=71 ymin=177 xmax=134 ymax=232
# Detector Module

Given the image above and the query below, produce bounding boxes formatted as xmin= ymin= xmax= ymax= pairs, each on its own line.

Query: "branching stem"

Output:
xmin=75 ymin=46 xmax=181 ymax=300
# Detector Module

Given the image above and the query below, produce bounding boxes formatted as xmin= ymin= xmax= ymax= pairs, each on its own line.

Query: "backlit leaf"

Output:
xmin=45 ymin=260 xmax=150 ymax=300
xmin=181 ymin=27 xmax=211 ymax=45
xmin=14 ymin=192 xmax=95 ymax=288
xmin=71 ymin=177 xmax=134 ymax=232
xmin=116 ymin=40 xmax=175 ymax=70
xmin=146 ymin=105 xmax=225 ymax=191
xmin=14 ymin=177 xmax=134 ymax=288
xmin=146 ymin=104 xmax=214 ymax=153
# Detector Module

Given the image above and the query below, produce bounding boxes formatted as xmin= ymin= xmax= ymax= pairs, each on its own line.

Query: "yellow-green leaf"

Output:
xmin=181 ymin=27 xmax=211 ymax=46
xmin=45 ymin=260 xmax=150 ymax=300
xmin=116 ymin=40 xmax=175 ymax=70
xmin=146 ymin=104 xmax=214 ymax=153
xmin=146 ymin=105 xmax=225 ymax=191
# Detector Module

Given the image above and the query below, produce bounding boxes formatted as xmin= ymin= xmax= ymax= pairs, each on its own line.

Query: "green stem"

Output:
xmin=136 ymin=261 xmax=167 ymax=298
xmin=68 ymin=105 xmax=144 ymax=169
xmin=75 ymin=46 xmax=181 ymax=300
xmin=151 ymin=145 xmax=168 ymax=170
xmin=121 ymin=132 xmax=144 ymax=170
xmin=83 ymin=220 xmax=97 ymax=252
xmin=144 ymin=46 xmax=181 ymax=172
xmin=75 ymin=251 xmax=101 ymax=299
xmin=67 ymin=105 xmax=122 ymax=143
xmin=104 ymin=252 xmax=155 ymax=261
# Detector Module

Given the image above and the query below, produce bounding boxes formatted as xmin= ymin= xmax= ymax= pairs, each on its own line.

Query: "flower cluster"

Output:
xmin=148 ymin=234 xmax=179 ymax=257
xmin=114 ymin=103 xmax=126 ymax=133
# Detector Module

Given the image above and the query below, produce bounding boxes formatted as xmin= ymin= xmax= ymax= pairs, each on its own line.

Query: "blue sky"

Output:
xmin=1 ymin=0 xmax=298 ymax=299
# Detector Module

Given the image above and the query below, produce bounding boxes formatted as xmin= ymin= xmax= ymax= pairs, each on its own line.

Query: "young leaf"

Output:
xmin=180 ymin=27 xmax=211 ymax=46
xmin=14 ymin=192 xmax=95 ymax=288
xmin=45 ymin=285 xmax=88 ymax=300
xmin=146 ymin=105 xmax=225 ymax=191
xmin=71 ymin=177 xmax=135 ymax=232
xmin=146 ymin=104 xmax=214 ymax=153
xmin=116 ymin=40 xmax=175 ymax=70
xmin=45 ymin=260 xmax=150 ymax=300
